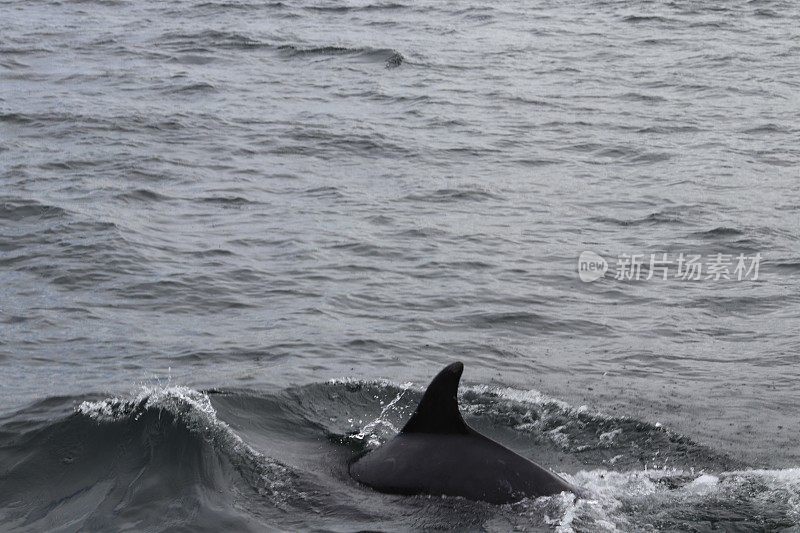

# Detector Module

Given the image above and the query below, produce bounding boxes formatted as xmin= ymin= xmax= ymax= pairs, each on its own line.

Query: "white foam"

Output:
xmin=542 ymin=467 xmax=800 ymax=531
xmin=465 ymin=384 xmax=575 ymax=413
xmin=598 ymin=428 xmax=622 ymax=445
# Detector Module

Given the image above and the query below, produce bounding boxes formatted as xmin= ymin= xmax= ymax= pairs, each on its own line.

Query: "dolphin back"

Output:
xmin=349 ymin=362 xmax=579 ymax=504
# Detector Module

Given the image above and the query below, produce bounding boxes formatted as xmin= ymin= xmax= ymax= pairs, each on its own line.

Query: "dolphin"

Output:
xmin=349 ymin=362 xmax=579 ymax=504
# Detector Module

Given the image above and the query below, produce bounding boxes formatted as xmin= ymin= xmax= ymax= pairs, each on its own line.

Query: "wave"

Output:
xmin=400 ymin=187 xmax=501 ymax=203
xmin=195 ymin=1 xmax=287 ymax=11
xmin=0 ymin=198 xmax=68 ymax=222
xmin=692 ymin=226 xmax=745 ymax=237
xmin=277 ymin=44 xmax=404 ymax=68
xmin=0 ymin=381 xmax=797 ymax=531
xmin=113 ymin=188 xmax=174 ymax=203
xmin=621 ymin=15 xmax=677 ymax=24
xmin=167 ymin=81 xmax=218 ymax=94
xmin=589 ymin=210 xmax=688 ymax=227
xmin=304 ymin=2 xmax=407 ymax=13
xmin=155 ymin=30 xmax=404 ymax=67
xmin=0 ymin=110 xmax=194 ymax=133
xmin=0 ymin=387 xmax=310 ymax=532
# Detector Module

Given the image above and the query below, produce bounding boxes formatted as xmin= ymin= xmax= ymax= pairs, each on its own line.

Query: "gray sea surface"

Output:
xmin=1 ymin=0 xmax=799 ymax=530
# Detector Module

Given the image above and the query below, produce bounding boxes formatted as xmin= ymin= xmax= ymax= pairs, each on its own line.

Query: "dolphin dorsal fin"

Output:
xmin=401 ymin=362 xmax=470 ymax=435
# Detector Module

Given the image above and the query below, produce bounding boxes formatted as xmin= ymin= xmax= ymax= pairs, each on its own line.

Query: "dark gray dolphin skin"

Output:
xmin=349 ymin=362 xmax=579 ymax=504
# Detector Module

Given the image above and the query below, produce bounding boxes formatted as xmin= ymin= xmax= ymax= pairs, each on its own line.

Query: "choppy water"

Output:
xmin=1 ymin=0 xmax=799 ymax=530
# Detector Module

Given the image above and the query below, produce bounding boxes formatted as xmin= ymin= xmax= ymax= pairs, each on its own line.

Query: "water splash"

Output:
xmin=349 ymin=381 xmax=413 ymax=447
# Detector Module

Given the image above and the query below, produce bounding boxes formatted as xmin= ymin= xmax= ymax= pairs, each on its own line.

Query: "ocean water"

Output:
xmin=1 ymin=0 xmax=799 ymax=530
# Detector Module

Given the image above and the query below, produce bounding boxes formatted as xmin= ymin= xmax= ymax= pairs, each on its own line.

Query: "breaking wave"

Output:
xmin=0 ymin=380 xmax=797 ymax=531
